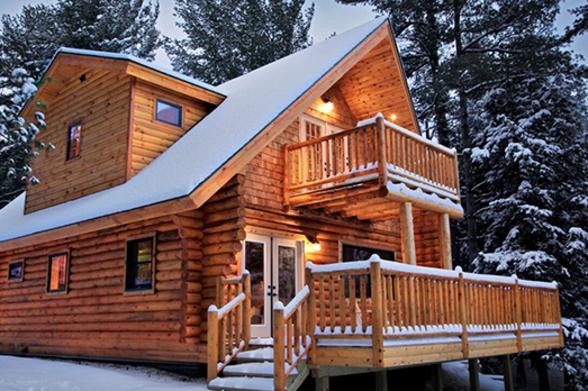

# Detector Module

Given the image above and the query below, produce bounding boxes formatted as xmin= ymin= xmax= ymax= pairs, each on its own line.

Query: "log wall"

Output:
xmin=0 ymin=214 xmax=207 ymax=363
xmin=25 ymin=69 xmax=131 ymax=213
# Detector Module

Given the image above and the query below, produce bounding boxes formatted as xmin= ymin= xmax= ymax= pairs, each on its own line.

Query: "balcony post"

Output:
xmin=274 ymin=304 xmax=286 ymax=391
xmin=457 ymin=267 xmax=469 ymax=358
xmin=375 ymin=113 xmax=388 ymax=190
xmin=370 ymin=259 xmax=384 ymax=367
xmin=513 ymin=276 xmax=523 ymax=352
xmin=439 ymin=213 xmax=453 ymax=269
xmin=243 ymin=272 xmax=251 ymax=347
xmin=399 ymin=202 xmax=417 ymax=265
xmin=305 ymin=266 xmax=316 ymax=352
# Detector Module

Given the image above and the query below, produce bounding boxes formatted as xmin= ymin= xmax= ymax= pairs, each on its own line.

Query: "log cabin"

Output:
xmin=0 ymin=18 xmax=563 ymax=390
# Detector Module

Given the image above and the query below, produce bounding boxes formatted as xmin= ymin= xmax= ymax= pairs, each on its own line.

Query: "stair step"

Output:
xmin=223 ymin=362 xmax=298 ymax=378
xmin=236 ymin=347 xmax=274 ymax=362
xmin=249 ymin=338 xmax=274 ymax=347
xmin=208 ymin=376 xmax=274 ymax=391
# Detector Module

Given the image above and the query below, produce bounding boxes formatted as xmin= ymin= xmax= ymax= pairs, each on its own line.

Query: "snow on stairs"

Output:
xmin=207 ymin=339 xmax=307 ymax=391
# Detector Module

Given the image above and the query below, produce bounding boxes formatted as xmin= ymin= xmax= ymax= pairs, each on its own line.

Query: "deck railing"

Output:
xmin=285 ymin=114 xmax=460 ymax=203
xmin=305 ymin=255 xmax=563 ymax=366
xmin=207 ymin=272 xmax=251 ymax=381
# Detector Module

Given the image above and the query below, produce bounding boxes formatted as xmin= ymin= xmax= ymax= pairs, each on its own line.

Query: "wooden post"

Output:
xmin=207 ymin=308 xmax=219 ymax=382
xmin=468 ymin=359 xmax=480 ymax=391
xmin=555 ymin=285 xmax=564 ymax=347
xmin=243 ymin=272 xmax=251 ymax=347
xmin=306 ymin=266 xmax=316 ymax=353
xmin=216 ymin=276 xmax=225 ymax=307
xmin=370 ymin=259 xmax=384 ymax=368
xmin=376 ymin=113 xmax=388 ymax=189
xmin=457 ymin=267 xmax=469 ymax=358
xmin=375 ymin=370 xmax=388 ymax=391
xmin=315 ymin=376 xmax=330 ymax=391
xmin=432 ymin=364 xmax=443 ymax=391
xmin=513 ymin=276 xmax=523 ymax=352
xmin=439 ymin=213 xmax=453 ymax=269
xmin=274 ymin=305 xmax=286 ymax=391
xmin=399 ymin=202 xmax=416 ymax=265
xmin=283 ymin=146 xmax=290 ymax=208
xmin=502 ymin=355 xmax=514 ymax=391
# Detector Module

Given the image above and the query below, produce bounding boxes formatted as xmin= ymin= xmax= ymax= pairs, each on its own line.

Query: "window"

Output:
xmin=7 ymin=260 xmax=24 ymax=282
xmin=47 ymin=252 xmax=69 ymax=293
xmin=341 ymin=244 xmax=395 ymax=298
xmin=155 ymin=99 xmax=182 ymax=127
xmin=66 ymin=121 xmax=82 ymax=160
xmin=125 ymin=236 xmax=155 ymax=292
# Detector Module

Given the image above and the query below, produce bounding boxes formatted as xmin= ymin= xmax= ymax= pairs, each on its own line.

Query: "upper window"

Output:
xmin=7 ymin=260 xmax=24 ymax=282
xmin=155 ymin=99 xmax=182 ymax=127
xmin=125 ymin=236 xmax=155 ymax=292
xmin=47 ymin=252 xmax=69 ymax=293
xmin=66 ymin=121 xmax=82 ymax=160
xmin=341 ymin=244 xmax=395 ymax=262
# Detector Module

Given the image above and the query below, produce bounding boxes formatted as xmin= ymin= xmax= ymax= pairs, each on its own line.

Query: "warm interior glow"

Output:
xmin=389 ymin=113 xmax=398 ymax=121
xmin=320 ymin=101 xmax=335 ymax=113
xmin=307 ymin=242 xmax=321 ymax=252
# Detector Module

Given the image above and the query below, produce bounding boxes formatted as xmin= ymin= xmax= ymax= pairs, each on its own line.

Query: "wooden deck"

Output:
xmin=207 ymin=257 xmax=563 ymax=390
xmin=284 ymin=115 xmax=462 ymax=219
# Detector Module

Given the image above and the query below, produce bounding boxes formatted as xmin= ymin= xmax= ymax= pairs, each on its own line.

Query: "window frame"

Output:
xmin=65 ymin=119 xmax=83 ymax=161
xmin=338 ymin=240 xmax=396 ymax=263
xmin=7 ymin=259 xmax=25 ymax=282
xmin=46 ymin=250 xmax=70 ymax=295
xmin=154 ymin=99 xmax=183 ymax=127
xmin=123 ymin=234 xmax=157 ymax=294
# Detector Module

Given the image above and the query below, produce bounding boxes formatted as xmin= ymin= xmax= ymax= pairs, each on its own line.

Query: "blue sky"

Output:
xmin=1 ymin=0 xmax=586 ymax=68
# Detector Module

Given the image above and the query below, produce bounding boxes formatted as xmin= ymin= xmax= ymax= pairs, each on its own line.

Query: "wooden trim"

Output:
xmin=6 ymin=259 xmax=25 ymax=282
xmin=45 ymin=249 xmax=71 ymax=295
xmin=125 ymin=78 xmax=137 ymax=180
xmin=123 ymin=233 xmax=157 ymax=294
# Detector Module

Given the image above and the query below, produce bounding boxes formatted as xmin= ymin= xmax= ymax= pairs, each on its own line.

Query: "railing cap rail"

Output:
xmin=210 ymin=292 xmax=246 ymax=318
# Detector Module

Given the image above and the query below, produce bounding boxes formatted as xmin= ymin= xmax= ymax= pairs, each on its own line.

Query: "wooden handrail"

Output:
xmin=274 ymin=285 xmax=313 ymax=391
xmin=207 ymin=272 xmax=251 ymax=382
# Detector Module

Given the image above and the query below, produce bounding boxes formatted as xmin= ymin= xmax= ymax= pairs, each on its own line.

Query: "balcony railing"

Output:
xmin=285 ymin=114 xmax=460 ymax=206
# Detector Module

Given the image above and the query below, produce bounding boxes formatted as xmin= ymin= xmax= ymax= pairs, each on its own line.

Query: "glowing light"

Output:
xmin=320 ymin=101 xmax=334 ymax=113
xmin=389 ymin=113 xmax=398 ymax=121
xmin=307 ymin=242 xmax=321 ymax=252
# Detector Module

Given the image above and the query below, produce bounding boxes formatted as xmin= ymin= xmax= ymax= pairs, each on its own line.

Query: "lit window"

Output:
xmin=47 ymin=253 xmax=69 ymax=293
xmin=8 ymin=260 xmax=24 ymax=282
xmin=155 ymin=99 xmax=182 ymax=127
xmin=125 ymin=237 xmax=155 ymax=292
xmin=66 ymin=121 xmax=82 ymax=160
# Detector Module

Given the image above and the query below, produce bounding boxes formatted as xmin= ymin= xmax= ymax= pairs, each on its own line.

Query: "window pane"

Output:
xmin=277 ymin=246 xmax=296 ymax=304
xmin=341 ymin=245 xmax=394 ymax=298
xmin=125 ymin=238 xmax=154 ymax=291
xmin=245 ymin=241 xmax=265 ymax=325
xmin=156 ymin=100 xmax=182 ymax=126
xmin=67 ymin=123 xmax=82 ymax=160
xmin=48 ymin=254 xmax=68 ymax=292
xmin=8 ymin=262 xmax=23 ymax=281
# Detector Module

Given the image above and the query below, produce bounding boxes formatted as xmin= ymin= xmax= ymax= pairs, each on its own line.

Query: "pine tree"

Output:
xmin=165 ymin=0 xmax=314 ymax=85
xmin=0 ymin=0 xmax=161 ymax=206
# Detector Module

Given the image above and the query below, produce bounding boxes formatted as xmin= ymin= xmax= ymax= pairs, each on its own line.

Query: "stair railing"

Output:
xmin=273 ymin=285 xmax=313 ymax=391
xmin=207 ymin=272 xmax=251 ymax=382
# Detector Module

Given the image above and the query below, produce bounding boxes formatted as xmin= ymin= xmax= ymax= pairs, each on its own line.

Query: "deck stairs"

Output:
xmin=208 ymin=338 xmax=310 ymax=391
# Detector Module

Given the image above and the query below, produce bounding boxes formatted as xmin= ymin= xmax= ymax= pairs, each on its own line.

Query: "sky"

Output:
xmin=0 ymin=0 xmax=586 ymax=68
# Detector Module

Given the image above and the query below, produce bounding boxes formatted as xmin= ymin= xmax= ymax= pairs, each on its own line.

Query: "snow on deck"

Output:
xmin=0 ymin=355 xmax=207 ymax=391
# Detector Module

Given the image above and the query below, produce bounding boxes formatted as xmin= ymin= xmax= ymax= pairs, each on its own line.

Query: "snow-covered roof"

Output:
xmin=0 ymin=17 xmax=390 ymax=244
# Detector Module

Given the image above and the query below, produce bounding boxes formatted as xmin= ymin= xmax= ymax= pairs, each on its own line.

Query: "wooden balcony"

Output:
xmin=284 ymin=114 xmax=463 ymax=219
xmin=207 ymin=258 xmax=563 ymax=390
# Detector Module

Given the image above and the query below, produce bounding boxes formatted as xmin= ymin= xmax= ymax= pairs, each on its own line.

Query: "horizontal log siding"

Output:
xmin=130 ymin=80 xmax=214 ymax=176
xmin=0 ymin=215 xmax=206 ymax=363
xmin=25 ymin=69 xmax=131 ymax=213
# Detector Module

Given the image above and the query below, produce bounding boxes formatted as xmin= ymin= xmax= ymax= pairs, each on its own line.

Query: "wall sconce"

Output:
xmin=389 ymin=113 xmax=398 ymax=121
xmin=320 ymin=96 xmax=334 ymax=113
xmin=305 ymin=234 xmax=321 ymax=252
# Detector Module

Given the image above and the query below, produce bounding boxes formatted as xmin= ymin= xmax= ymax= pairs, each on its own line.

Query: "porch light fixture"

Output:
xmin=320 ymin=96 xmax=334 ymax=113
xmin=305 ymin=234 xmax=321 ymax=252
xmin=389 ymin=113 xmax=398 ymax=121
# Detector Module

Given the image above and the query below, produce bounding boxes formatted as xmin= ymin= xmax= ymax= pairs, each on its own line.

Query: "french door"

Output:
xmin=242 ymin=234 xmax=301 ymax=337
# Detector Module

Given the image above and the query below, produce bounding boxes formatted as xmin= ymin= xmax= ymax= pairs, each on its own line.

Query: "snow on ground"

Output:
xmin=442 ymin=361 xmax=504 ymax=391
xmin=0 ymin=356 xmax=208 ymax=391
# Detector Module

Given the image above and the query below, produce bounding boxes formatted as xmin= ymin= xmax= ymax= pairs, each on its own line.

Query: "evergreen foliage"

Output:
xmin=165 ymin=0 xmax=314 ymax=85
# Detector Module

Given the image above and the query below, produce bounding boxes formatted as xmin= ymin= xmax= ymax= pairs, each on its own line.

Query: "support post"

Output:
xmin=513 ymin=276 xmax=523 ymax=352
xmin=468 ymin=359 xmax=480 ymax=391
xmin=457 ymin=267 xmax=469 ymax=358
xmin=439 ymin=212 xmax=453 ymax=269
xmin=376 ymin=113 xmax=388 ymax=189
xmin=243 ymin=272 xmax=251 ymax=347
xmin=399 ymin=202 xmax=416 ymax=265
xmin=375 ymin=370 xmax=388 ymax=391
xmin=207 ymin=308 xmax=219 ymax=382
xmin=315 ymin=376 xmax=329 ymax=391
xmin=274 ymin=305 xmax=286 ymax=391
xmin=503 ymin=355 xmax=514 ymax=391
xmin=433 ymin=364 xmax=443 ymax=391
xmin=306 ymin=266 xmax=316 ymax=354
xmin=370 ymin=259 xmax=384 ymax=368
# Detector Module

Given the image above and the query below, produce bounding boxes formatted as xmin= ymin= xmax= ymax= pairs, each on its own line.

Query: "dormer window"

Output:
xmin=155 ymin=99 xmax=182 ymax=127
xmin=66 ymin=121 xmax=82 ymax=160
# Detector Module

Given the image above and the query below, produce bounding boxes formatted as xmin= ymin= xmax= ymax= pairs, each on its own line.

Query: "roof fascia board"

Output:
xmin=188 ymin=22 xmax=391 ymax=209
